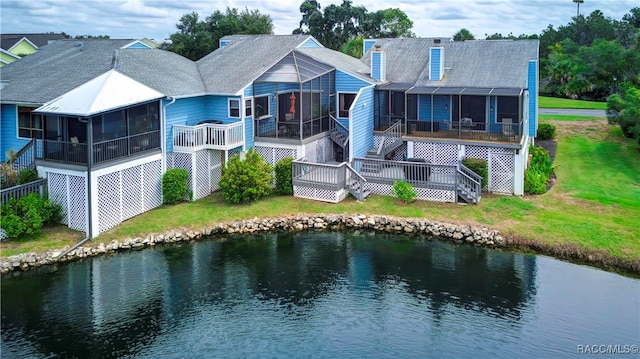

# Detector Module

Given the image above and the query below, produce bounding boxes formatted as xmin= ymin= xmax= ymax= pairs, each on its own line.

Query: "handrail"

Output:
xmin=6 ymin=138 xmax=36 ymax=171
xmin=345 ymin=163 xmax=368 ymax=202
xmin=377 ymin=119 xmax=402 ymax=156
xmin=329 ymin=115 xmax=349 ymax=147
xmin=173 ymin=122 xmax=244 ymax=151
xmin=0 ymin=178 xmax=47 ymax=205
xmin=456 ymin=163 xmax=482 ymax=203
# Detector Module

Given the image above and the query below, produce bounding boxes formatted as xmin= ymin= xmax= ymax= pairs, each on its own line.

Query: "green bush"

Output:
xmin=461 ymin=157 xmax=488 ymax=189
xmin=524 ymin=168 xmax=547 ymax=194
xmin=392 ymin=180 xmax=417 ymax=203
xmin=0 ymin=193 xmax=62 ymax=239
xmin=274 ymin=157 xmax=294 ymax=195
xmin=220 ymin=149 xmax=273 ymax=203
xmin=524 ymin=145 xmax=554 ymax=194
xmin=18 ymin=168 xmax=39 ymax=185
xmin=162 ymin=168 xmax=190 ymax=205
xmin=537 ymin=123 xmax=556 ymax=140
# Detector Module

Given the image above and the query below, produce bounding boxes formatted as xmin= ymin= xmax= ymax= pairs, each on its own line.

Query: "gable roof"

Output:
xmin=0 ymin=39 xmax=134 ymax=104
xmin=35 ymin=69 xmax=164 ymax=116
xmin=1 ymin=33 xmax=67 ymax=50
xmin=361 ymin=38 xmax=539 ymax=90
xmin=197 ymin=34 xmax=319 ymax=95
xmin=298 ymin=47 xmax=374 ymax=84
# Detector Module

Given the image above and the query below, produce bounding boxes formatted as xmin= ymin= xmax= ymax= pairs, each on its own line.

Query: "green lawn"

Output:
xmin=2 ymin=119 xmax=639 ymax=264
xmin=539 ymin=96 xmax=607 ymax=110
xmin=539 ymin=114 xmax=602 ymax=121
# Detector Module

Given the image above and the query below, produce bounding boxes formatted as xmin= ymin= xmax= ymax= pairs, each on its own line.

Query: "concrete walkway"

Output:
xmin=539 ymin=108 xmax=607 ymax=117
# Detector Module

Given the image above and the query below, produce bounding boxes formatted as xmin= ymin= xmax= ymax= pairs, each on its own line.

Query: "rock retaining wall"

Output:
xmin=0 ymin=213 xmax=504 ymax=274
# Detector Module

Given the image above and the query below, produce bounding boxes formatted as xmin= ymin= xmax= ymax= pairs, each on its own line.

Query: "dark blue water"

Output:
xmin=2 ymin=231 xmax=639 ymax=358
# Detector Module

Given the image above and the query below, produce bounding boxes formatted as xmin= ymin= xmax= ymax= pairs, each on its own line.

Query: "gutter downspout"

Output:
xmin=162 ymin=96 xmax=176 ymax=173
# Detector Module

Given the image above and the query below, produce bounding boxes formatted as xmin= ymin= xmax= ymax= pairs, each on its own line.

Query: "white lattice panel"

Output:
xmin=47 ymin=172 xmax=68 ymax=225
xmin=294 ymin=186 xmax=346 ymax=203
xmin=121 ymin=166 xmax=143 ymax=219
xmin=143 ymin=160 xmax=162 ymax=211
xmin=194 ymin=150 xmax=211 ymax=200
xmin=365 ymin=182 xmax=455 ymax=203
xmin=387 ymin=143 xmax=406 ymax=161
xmin=210 ymin=150 xmax=222 ymax=192
xmin=168 ymin=152 xmax=195 ymax=199
xmin=373 ymin=134 xmax=384 ymax=148
xmin=67 ymin=175 xmax=87 ymax=232
xmin=255 ymin=146 xmax=297 ymax=166
xmin=97 ymin=172 xmax=122 ymax=233
xmin=465 ymin=145 xmax=489 ymax=161
xmin=490 ymin=151 xmax=515 ymax=194
xmin=413 ymin=142 xmax=458 ymax=165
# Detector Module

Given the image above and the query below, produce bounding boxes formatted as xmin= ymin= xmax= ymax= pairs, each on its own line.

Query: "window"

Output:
xmin=254 ymin=95 xmax=269 ymax=118
xmin=245 ymin=99 xmax=252 ymax=117
xmin=229 ymin=99 xmax=240 ymax=118
xmin=18 ymin=107 xmax=42 ymax=139
xmin=339 ymin=93 xmax=356 ymax=118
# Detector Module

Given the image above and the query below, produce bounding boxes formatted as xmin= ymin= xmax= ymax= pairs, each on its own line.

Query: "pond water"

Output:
xmin=2 ymin=231 xmax=639 ymax=358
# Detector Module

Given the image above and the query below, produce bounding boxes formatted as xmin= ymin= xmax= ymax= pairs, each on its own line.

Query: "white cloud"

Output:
xmin=0 ymin=0 xmax=636 ymax=41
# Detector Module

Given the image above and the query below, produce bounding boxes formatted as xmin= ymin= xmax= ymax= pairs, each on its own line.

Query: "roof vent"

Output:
xmin=434 ymin=39 xmax=441 ymax=44
xmin=374 ymin=44 xmax=381 ymax=50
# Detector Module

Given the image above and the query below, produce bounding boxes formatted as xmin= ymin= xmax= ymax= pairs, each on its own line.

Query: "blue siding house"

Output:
xmin=0 ymin=34 xmax=539 ymax=238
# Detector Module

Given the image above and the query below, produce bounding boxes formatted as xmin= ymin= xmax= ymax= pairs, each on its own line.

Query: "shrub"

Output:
xmin=524 ymin=168 xmax=547 ymax=194
xmin=162 ymin=168 xmax=190 ymax=205
xmin=537 ymin=123 xmax=556 ymax=140
xmin=274 ymin=157 xmax=294 ymax=195
xmin=0 ymin=193 xmax=62 ymax=239
xmin=524 ymin=145 xmax=554 ymax=194
xmin=0 ymin=163 xmax=18 ymax=189
xmin=18 ymin=168 xmax=39 ymax=185
xmin=392 ymin=180 xmax=417 ymax=203
xmin=219 ymin=149 xmax=273 ymax=203
xmin=461 ymin=157 xmax=488 ymax=189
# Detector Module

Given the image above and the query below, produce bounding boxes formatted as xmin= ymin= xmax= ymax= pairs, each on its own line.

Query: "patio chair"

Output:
xmin=502 ymin=118 xmax=514 ymax=137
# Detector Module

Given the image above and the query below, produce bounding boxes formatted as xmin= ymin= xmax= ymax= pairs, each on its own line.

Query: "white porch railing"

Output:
xmin=173 ymin=122 xmax=244 ymax=152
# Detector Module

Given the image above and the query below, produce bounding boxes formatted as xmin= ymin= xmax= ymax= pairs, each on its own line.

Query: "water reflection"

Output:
xmin=2 ymin=231 xmax=637 ymax=358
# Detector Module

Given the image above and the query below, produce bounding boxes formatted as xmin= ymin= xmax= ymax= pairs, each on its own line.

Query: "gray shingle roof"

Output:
xmin=1 ymin=33 xmax=67 ymax=50
xmin=297 ymin=47 xmax=374 ymax=84
xmin=115 ymin=49 xmax=205 ymax=97
xmin=197 ymin=35 xmax=317 ymax=94
xmin=362 ymin=38 xmax=539 ymax=89
xmin=0 ymin=39 xmax=133 ymax=104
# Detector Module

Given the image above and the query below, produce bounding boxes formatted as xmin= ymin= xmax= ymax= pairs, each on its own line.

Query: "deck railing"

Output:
xmin=0 ymin=178 xmax=47 ymax=205
xmin=173 ymin=122 xmax=244 ymax=152
xmin=377 ymin=120 xmax=403 ymax=157
xmin=329 ymin=115 xmax=349 ymax=146
xmin=351 ymin=158 xmax=457 ymax=191
xmin=406 ymin=120 xmax=523 ymax=143
xmin=37 ymin=130 xmax=161 ymax=165
xmin=5 ymin=139 xmax=36 ymax=172
xmin=345 ymin=163 xmax=368 ymax=201
xmin=292 ymin=160 xmax=346 ymax=191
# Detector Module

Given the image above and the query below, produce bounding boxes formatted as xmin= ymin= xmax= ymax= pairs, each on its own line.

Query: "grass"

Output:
xmin=2 ymin=119 xmax=639 ymax=264
xmin=539 ymin=114 xmax=602 ymax=122
xmin=539 ymin=96 xmax=607 ymax=110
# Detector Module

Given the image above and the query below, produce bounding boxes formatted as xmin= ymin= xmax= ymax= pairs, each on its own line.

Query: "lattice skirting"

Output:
xmin=465 ymin=145 xmax=515 ymax=194
xmin=365 ymin=182 xmax=456 ymax=203
xmin=412 ymin=142 xmax=459 ymax=165
xmin=47 ymin=171 xmax=87 ymax=233
xmin=96 ymin=159 xmax=162 ymax=234
xmin=168 ymin=150 xmax=224 ymax=201
xmin=294 ymin=185 xmax=347 ymax=203
xmin=255 ymin=146 xmax=298 ymax=166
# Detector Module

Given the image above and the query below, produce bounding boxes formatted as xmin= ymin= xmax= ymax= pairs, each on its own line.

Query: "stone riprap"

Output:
xmin=1 ymin=214 xmax=502 ymax=274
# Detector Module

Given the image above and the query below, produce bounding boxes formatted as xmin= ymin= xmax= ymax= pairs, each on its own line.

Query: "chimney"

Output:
xmin=429 ymin=46 xmax=445 ymax=80
xmin=371 ymin=44 xmax=386 ymax=82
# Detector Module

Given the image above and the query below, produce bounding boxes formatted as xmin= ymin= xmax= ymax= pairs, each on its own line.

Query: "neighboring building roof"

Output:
xmin=0 ymin=39 xmax=133 ymax=104
xmin=35 ymin=69 xmax=165 ymax=116
xmin=0 ymin=33 xmax=67 ymax=50
xmin=197 ymin=34 xmax=319 ymax=95
xmin=362 ymin=38 xmax=539 ymax=90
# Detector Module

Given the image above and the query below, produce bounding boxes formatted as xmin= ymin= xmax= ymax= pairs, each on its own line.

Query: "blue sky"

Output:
xmin=1 ymin=0 xmax=637 ymax=42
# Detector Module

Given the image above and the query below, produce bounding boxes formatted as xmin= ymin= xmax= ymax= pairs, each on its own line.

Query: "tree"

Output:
xmin=607 ymin=86 xmax=640 ymax=144
xmin=166 ymin=8 xmax=273 ymax=60
xmin=295 ymin=0 xmax=414 ymax=51
xmin=453 ymin=28 xmax=474 ymax=41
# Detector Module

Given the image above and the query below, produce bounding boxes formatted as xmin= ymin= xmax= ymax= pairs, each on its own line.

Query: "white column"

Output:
xmin=513 ymin=149 xmax=525 ymax=196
